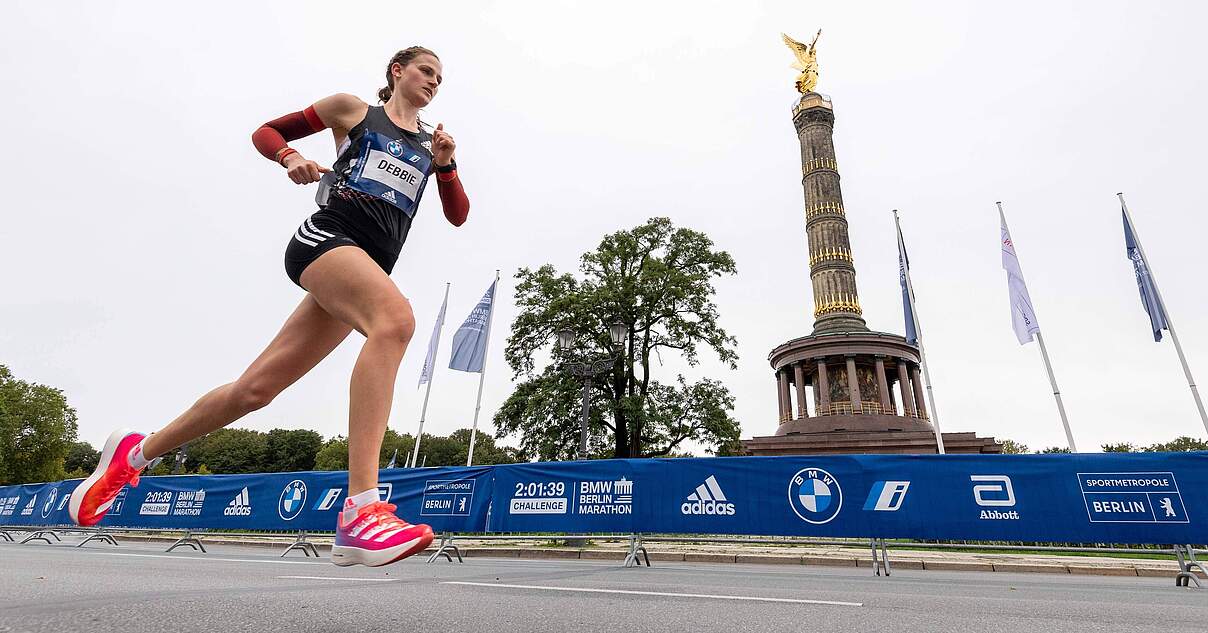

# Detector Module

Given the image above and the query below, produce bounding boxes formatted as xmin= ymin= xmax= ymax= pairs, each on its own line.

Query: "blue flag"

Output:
xmin=449 ymin=280 xmax=497 ymax=373
xmin=1123 ymin=209 xmax=1169 ymax=342
xmin=896 ymin=224 xmax=918 ymax=345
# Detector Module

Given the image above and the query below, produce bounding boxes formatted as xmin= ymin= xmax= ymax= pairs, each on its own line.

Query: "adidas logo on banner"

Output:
xmin=681 ymin=475 xmax=736 ymax=516
xmin=381 ymin=190 xmax=397 ymax=203
xmin=224 ymin=487 xmax=252 ymax=516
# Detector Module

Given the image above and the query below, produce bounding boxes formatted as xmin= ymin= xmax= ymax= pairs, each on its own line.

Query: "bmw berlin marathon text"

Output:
xmin=509 ymin=478 xmax=634 ymax=516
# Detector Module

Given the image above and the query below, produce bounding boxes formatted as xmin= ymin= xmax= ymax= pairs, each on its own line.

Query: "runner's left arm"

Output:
xmin=435 ymin=165 xmax=469 ymax=226
xmin=431 ymin=123 xmax=469 ymax=226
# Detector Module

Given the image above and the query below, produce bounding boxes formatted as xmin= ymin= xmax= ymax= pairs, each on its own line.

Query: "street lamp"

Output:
xmin=556 ymin=321 xmax=628 ymax=459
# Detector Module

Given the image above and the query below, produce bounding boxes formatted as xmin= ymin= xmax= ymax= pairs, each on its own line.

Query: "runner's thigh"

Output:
xmin=238 ymin=295 xmax=353 ymax=391
xmin=299 ymin=245 xmax=411 ymax=337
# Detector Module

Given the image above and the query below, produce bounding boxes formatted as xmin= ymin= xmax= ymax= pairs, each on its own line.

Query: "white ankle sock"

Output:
xmin=127 ymin=441 xmax=150 ymax=470
xmin=342 ymin=488 xmax=381 ymax=524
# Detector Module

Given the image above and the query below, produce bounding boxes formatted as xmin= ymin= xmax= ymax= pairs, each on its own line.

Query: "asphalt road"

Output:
xmin=1 ymin=538 xmax=1204 ymax=633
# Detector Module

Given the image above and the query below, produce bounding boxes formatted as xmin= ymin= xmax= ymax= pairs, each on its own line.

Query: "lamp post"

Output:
xmin=173 ymin=443 xmax=189 ymax=475
xmin=556 ymin=321 xmax=628 ymax=459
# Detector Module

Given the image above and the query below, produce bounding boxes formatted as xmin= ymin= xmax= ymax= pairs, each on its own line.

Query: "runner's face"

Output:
xmin=395 ymin=55 xmax=442 ymax=106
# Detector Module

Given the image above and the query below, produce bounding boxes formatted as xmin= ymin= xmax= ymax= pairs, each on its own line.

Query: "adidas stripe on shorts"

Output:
xmin=283 ymin=209 xmax=401 ymax=288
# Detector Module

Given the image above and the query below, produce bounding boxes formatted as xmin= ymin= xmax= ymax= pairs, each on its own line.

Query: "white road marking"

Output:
xmin=442 ymin=581 xmax=863 ymax=607
xmin=74 ymin=551 xmax=328 ymax=566
xmin=277 ymin=575 xmax=397 ymax=583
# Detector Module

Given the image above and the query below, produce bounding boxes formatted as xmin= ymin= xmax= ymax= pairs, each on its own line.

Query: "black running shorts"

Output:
xmin=283 ymin=207 xmax=401 ymax=288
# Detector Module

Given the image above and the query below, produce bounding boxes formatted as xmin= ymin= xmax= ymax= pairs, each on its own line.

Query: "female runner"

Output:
xmin=68 ymin=46 xmax=470 ymax=567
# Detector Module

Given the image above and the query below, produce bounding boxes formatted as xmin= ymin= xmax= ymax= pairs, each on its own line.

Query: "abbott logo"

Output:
xmin=224 ymin=487 xmax=252 ymax=516
xmin=971 ymin=475 xmax=1015 ymax=506
xmin=863 ymin=481 xmax=910 ymax=511
xmin=681 ymin=475 xmax=736 ymax=516
xmin=971 ymin=475 xmax=1019 ymax=520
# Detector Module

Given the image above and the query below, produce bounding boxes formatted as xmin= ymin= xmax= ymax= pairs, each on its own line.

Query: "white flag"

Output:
xmin=418 ymin=291 xmax=449 ymax=387
xmin=1000 ymin=209 xmax=1041 ymax=344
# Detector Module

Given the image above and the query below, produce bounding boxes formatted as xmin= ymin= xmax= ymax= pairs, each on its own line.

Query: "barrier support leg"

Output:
xmin=281 ymin=530 xmax=319 ymax=558
xmin=427 ymin=533 xmax=463 ymax=563
xmin=1174 ymin=544 xmax=1204 ymax=588
xmin=870 ymin=538 xmax=891 ymax=577
xmin=166 ymin=531 xmax=206 ymax=553
xmin=77 ymin=527 xmax=119 ymax=548
xmin=623 ymin=534 xmax=650 ymax=568
xmin=20 ymin=529 xmax=61 ymax=545
xmin=0 ymin=530 xmax=14 ymax=542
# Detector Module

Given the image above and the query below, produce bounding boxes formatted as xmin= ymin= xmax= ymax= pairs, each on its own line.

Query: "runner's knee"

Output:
xmin=229 ymin=378 xmax=279 ymax=413
xmin=366 ymin=297 xmax=416 ymax=345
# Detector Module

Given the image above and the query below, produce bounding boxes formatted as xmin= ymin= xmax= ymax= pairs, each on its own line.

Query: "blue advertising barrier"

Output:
xmin=489 ymin=453 xmax=1207 ymax=544
xmin=1 ymin=453 xmax=1205 ymax=545
xmin=0 ymin=466 xmax=493 ymax=534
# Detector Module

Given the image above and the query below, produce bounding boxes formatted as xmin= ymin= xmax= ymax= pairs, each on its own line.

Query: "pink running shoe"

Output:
xmin=332 ymin=501 xmax=434 ymax=567
xmin=68 ymin=429 xmax=146 ymax=527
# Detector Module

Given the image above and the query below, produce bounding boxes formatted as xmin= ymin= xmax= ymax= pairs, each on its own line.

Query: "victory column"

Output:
xmin=742 ymin=32 xmax=1001 ymax=455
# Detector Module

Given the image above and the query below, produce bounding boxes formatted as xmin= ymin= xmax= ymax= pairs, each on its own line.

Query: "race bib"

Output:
xmin=345 ymin=132 xmax=431 ymax=217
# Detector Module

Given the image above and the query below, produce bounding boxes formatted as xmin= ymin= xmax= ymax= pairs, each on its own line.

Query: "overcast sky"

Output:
xmin=2 ymin=1 xmax=1206 ymax=456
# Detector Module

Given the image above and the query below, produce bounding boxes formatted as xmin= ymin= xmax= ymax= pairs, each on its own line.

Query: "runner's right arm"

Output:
xmin=251 ymin=94 xmax=368 ymax=184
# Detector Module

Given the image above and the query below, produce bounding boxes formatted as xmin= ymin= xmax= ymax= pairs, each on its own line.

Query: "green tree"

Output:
xmin=449 ymin=429 xmax=523 ymax=465
xmin=314 ymin=436 xmax=349 ymax=471
xmin=0 ymin=365 xmax=79 ymax=484
xmin=379 ymin=429 xmax=415 ymax=467
xmin=998 ymin=439 xmax=1029 ymax=455
xmin=1038 ymin=446 xmax=1072 ymax=454
xmin=417 ymin=434 xmax=465 ymax=467
xmin=1101 ymin=442 xmax=1137 ymax=453
xmin=496 ymin=217 xmax=740 ymax=459
xmin=184 ymin=428 xmax=268 ymax=474
xmin=314 ymin=430 xmax=417 ymax=471
xmin=1144 ymin=436 xmax=1208 ymax=452
xmin=64 ymin=441 xmax=100 ymax=475
xmin=264 ymin=429 xmax=323 ymax=472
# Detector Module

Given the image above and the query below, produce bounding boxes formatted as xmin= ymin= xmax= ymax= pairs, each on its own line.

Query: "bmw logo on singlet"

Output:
xmin=787 ymin=467 xmax=843 ymax=524
xmin=386 ymin=140 xmax=404 ymax=157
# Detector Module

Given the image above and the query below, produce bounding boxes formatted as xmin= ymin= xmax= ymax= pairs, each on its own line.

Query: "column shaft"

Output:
xmin=874 ymin=357 xmax=891 ymax=414
xmin=794 ymin=363 xmax=808 ymax=418
xmin=896 ymin=361 xmax=915 ymax=417
xmin=816 ymin=360 xmax=831 ymax=413
xmin=777 ymin=371 xmax=790 ymax=422
xmin=845 ymin=356 xmax=861 ymax=413
xmin=911 ymin=365 xmax=928 ymax=420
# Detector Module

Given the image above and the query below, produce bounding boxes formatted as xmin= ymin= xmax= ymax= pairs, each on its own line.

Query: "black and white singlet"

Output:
xmin=284 ymin=106 xmax=435 ymax=287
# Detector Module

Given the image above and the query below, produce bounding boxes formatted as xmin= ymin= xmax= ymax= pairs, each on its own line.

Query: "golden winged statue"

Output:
xmin=782 ymin=30 xmax=822 ymax=94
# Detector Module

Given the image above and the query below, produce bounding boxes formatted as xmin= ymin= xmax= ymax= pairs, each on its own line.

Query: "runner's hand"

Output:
xmin=432 ymin=123 xmax=456 ymax=166
xmin=283 ymin=154 xmax=330 ymax=185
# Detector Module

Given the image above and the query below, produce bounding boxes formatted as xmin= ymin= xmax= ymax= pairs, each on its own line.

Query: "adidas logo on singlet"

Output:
xmin=224 ymin=487 xmax=252 ymax=516
xmin=381 ymin=190 xmax=398 ymax=203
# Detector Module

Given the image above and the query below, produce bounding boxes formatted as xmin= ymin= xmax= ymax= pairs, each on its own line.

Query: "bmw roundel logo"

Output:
xmin=386 ymin=140 xmax=404 ymax=157
xmin=41 ymin=487 xmax=58 ymax=519
xmin=278 ymin=480 xmax=307 ymax=521
xmin=787 ymin=467 xmax=843 ymax=524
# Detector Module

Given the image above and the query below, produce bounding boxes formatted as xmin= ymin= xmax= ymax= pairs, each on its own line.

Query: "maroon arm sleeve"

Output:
xmin=436 ymin=170 xmax=470 ymax=226
xmin=251 ymin=106 xmax=326 ymax=162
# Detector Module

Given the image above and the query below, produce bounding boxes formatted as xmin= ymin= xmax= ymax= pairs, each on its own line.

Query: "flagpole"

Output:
xmin=466 ymin=270 xmax=501 ymax=466
xmin=1119 ymin=193 xmax=1208 ymax=434
xmin=998 ymin=202 xmax=1076 ymax=451
xmin=1034 ymin=332 xmax=1076 ymax=451
xmin=894 ymin=210 xmax=946 ymax=454
xmin=411 ymin=282 xmax=450 ymax=469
